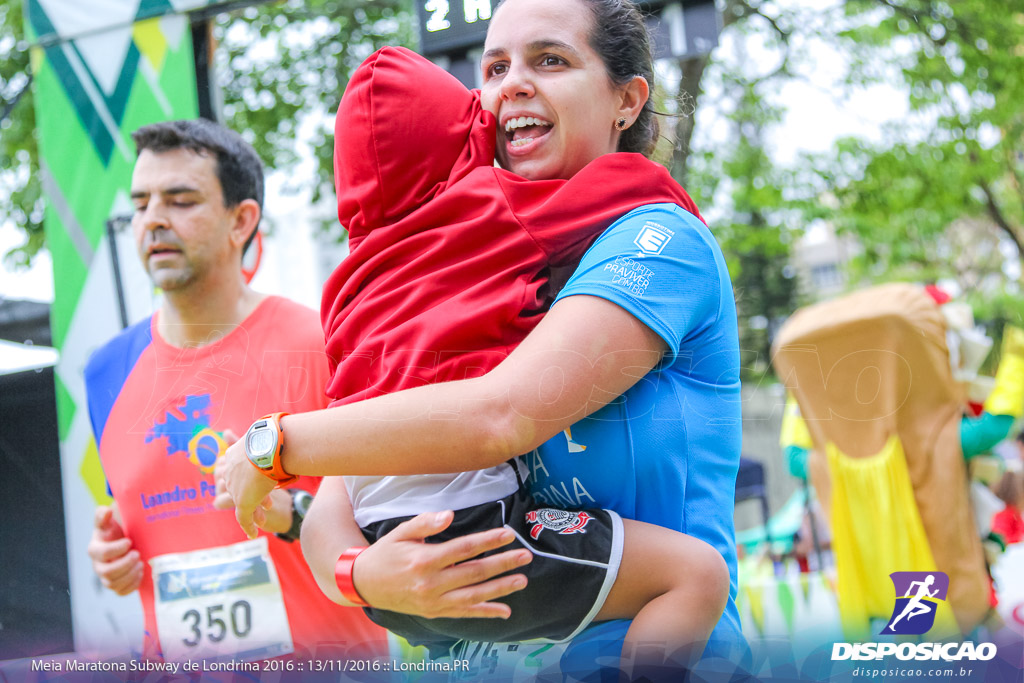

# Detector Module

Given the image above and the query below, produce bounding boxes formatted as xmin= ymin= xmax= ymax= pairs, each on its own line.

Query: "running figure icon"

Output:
xmin=886 ymin=574 xmax=938 ymax=632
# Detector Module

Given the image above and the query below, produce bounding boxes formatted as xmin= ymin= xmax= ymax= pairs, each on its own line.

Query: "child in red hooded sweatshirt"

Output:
xmin=242 ymin=47 xmax=728 ymax=661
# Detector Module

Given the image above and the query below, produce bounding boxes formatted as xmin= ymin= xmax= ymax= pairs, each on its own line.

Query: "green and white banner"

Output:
xmin=24 ymin=0 xmax=235 ymax=655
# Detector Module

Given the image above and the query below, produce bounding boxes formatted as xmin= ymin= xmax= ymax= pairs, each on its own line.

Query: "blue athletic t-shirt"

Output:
xmin=526 ymin=203 xmax=746 ymax=664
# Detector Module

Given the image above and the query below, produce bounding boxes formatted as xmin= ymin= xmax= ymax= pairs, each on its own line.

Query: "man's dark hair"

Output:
xmin=132 ymin=119 xmax=264 ymax=254
xmin=1017 ymin=430 xmax=1024 ymax=445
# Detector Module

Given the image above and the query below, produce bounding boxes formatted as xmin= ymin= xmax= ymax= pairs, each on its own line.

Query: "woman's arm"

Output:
xmin=216 ymin=295 xmax=667 ymax=535
xmin=302 ymin=475 xmax=534 ymax=616
xmin=287 ymin=294 xmax=666 ymax=473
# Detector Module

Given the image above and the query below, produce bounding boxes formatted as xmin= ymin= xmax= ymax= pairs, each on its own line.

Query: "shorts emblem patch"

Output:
xmin=525 ymin=509 xmax=592 ymax=539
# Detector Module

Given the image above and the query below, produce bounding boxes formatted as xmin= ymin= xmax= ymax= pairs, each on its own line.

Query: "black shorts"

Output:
xmin=359 ymin=489 xmax=624 ymax=655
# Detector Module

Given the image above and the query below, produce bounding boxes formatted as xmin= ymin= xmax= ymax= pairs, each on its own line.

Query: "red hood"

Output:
xmin=334 ymin=47 xmax=496 ymax=249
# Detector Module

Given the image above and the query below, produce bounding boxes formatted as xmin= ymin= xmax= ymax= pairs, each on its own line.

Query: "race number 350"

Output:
xmin=181 ymin=601 xmax=252 ymax=647
xmin=151 ymin=538 xmax=294 ymax=661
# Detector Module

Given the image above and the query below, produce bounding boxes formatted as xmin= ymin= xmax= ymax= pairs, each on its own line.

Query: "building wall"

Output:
xmin=791 ymin=222 xmax=860 ymax=301
xmin=736 ymin=384 xmax=796 ymax=530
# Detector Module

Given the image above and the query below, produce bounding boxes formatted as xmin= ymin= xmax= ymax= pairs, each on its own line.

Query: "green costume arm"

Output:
xmin=784 ymin=444 xmax=810 ymax=481
xmin=961 ymin=326 xmax=1024 ymax=458
xmin=960 ymin=413 xmax=1015 ymax=458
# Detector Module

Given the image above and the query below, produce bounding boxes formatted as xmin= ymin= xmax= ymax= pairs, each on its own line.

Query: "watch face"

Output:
xmin=246 ymin=427 xmax=276 ymax=465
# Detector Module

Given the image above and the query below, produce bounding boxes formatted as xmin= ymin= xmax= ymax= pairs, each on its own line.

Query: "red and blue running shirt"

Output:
xmin=85 ymin=296 xmax=386 ymax=660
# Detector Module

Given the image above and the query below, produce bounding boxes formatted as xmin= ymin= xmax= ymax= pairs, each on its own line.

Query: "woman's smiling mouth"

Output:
xmin=504 ymin=116 xmax=553 ymax=149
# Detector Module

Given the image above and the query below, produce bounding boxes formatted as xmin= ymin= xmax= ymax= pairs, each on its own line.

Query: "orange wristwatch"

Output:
xmin=243 ymin=412 xmax=298 ymax=485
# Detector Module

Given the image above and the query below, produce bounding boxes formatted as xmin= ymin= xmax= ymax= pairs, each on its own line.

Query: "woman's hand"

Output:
xmin=302 ymin=477 xmax=532 ymax=618
xmin=354 ymin=511 xmax=533 ymax=619
xmin=214 ymin=432 xmax=276 ymax=539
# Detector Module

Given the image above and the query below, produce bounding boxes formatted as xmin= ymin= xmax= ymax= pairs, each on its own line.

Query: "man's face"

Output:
xmin=130 ymin=148 xmax=237 ymax=292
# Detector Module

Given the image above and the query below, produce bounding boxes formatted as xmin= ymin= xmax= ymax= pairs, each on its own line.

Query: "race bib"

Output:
xmin=150 ymin=537 xmax=294 ymax=663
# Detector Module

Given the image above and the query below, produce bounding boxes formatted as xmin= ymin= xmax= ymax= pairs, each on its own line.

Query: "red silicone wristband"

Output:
xmin=335 ymin=547 xmax=370 ymax=607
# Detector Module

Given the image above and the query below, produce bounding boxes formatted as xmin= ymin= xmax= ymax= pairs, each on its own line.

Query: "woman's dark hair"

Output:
xmin=131 ymin=119 xmax=264 ymax=254
xmin=579 ymin=0 xmax=659 ymax=157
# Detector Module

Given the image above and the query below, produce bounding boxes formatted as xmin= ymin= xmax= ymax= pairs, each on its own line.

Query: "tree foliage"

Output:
xmin=0 ymin=0 xmax=416 ymax=266
xmin=0 ymin=0 xmax=42 ymax=268
xmin=679 ymin=1 xmax=810 ymax=377
xmin=818 ymin=0 xmax=1024 ymax=293
xmin=215 ymin=0 xmax=416 ymax=225
xmin=4 ymin=0 xmax=1021 ymax=342
xmin=3 ymin=0 xmax=809 ymax=376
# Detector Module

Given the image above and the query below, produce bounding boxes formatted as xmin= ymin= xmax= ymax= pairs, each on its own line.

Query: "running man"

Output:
xmin=84 ymin=119 xmax=387 ymax=661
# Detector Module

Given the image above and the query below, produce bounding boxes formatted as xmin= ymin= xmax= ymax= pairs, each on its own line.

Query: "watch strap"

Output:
xmin=335 ymin=547 xmax=370 ymax=607
xmin=274 ymin=488 xmax=310 ymax=543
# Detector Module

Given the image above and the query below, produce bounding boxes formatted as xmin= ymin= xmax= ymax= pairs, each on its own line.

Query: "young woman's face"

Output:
xmin=480 ymin=0 xmax=627 ymax=180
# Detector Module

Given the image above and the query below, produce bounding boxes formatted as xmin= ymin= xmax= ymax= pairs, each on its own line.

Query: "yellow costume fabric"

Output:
xmin=780 ymin=394 xmax=814 ymax=450
xmin=827 ymin=436 xmax=957 ymax=639
xmin=773 ymin=283 xmax=989 ymax=638
xmin=984 ymin=325 xmax=1024 ymax=418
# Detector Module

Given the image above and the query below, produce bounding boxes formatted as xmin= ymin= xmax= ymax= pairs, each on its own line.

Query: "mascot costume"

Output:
xmin=773 ymin=283 xmax=1023 ymax=638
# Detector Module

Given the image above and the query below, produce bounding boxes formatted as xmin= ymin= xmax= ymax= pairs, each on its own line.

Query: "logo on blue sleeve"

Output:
xmin=884 ymin=571 xmax=949 ymax=635
xmin=633 ymin=222 xmax=674 ymax=255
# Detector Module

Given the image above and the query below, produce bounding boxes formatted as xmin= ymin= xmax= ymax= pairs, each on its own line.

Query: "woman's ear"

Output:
xmin=618 ymin=75 xmax=650 ymax=123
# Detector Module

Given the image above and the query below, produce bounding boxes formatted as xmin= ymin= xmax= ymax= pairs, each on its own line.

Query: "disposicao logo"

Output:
xmin=831 ymin=570 xmax=997 ymax=663
xmin=885 ymin=571 xmax=948 ymax=635
xmin=831 ymin=641 xmax=996 ymax=662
